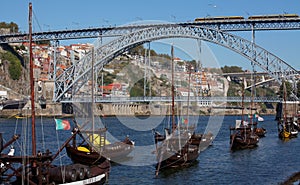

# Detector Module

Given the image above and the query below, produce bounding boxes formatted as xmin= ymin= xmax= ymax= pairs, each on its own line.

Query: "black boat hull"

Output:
xmin=0 ymin=99 xmax=27 ymax=110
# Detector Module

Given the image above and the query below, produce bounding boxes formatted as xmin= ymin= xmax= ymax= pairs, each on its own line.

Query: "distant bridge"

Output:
xmin=61 ymin=96 xmax=282 ymax=103
xmin=222 ymin=71 xmax=300 ymax=78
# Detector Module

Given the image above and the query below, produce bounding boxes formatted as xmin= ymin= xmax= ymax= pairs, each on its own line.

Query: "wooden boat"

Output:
xmin=1 ymin=4 xmax=110 ymax=184
xmin=230 ymin=77 xmax=259 ymax=150
xmin=0 ymin=132 xmax=110 ymax=184
xmin=230 ymin=122 xmax=259 ymax=150
xmin=0 ymin=98 xmax=27 ymax=110
xmin=153 ymin=45 xmax=211 ymax=176
xmin=248 ymin=70 xmax=266 ymax=137
xmin=278 ymin=118 xmax=298 ymax=139
xmin=66 ymin=125 xmax=134 ymax=164
xmin=277 ymin=81 xmax=298 ymax=140
xmin=65 ymin=45 xmax=134 ymax=165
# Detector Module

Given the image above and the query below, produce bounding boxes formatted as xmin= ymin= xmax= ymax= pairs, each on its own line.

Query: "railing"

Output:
xmin=61 ymin=96 xmax=282 ymax=103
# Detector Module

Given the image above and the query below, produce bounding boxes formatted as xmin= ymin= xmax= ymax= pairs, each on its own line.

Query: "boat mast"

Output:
xmin=242 ymin=77 xmax=246 ymax=140
xmin=91 ymin=46 xmax=95 ymax=143
xmin=283 ymin=81 xmax=287 ymax=126
xmin=250 ymin=67 xmax=254 ymax=129
xmin=171 ymin=45 xmax=176 ymax=132
xmin=29 ymin=2 xmax=36 ymax=156
xmin=241 ymin=77 xmax=245 ymax=124
xmin=186 ymin=64 xmax=191 ymax=129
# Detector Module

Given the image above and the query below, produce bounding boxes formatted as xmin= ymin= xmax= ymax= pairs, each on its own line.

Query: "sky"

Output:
xmin=1 ymin=0 xmax=300 ymax=71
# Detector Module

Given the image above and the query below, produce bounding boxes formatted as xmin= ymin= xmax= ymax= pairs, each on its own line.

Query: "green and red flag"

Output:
xmin=54 ymin=118 xmax=71 ymax=130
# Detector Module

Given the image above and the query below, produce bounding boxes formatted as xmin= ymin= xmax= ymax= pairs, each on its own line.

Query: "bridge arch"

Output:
xmin=54 ymin=24 xmax=299 ymax=101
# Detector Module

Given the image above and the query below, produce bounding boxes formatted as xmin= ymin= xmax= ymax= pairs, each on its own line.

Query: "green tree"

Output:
xmin=278 ymin=81 xmax=293 ymax=99
xmin=0 ymin=22 xmax=19 ymax=33
xmin=260 ymin=103 xmax=267 ymax=113
xmin=297 ymin=81 xmax=300 ymax=98
xmin=130 ymin=79 xmax=145 ymax=97
xmin=0 ymin=51 xmax=22 ymax=80
xmin=221 ymin=65 xmax=243 ymax=73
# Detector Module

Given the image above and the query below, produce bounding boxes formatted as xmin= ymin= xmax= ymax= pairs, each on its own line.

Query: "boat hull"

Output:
xmin=66 ymin=140 xmax=134 ymax=164
xmin=1 ymin=154 xmax=110 ymax=185
xmin=191 ymin=132 xmax=213 ymax=151
xmin=155 ymin=132 xmax=201 ymax=175
xmin=66 ymin=145 xmax=108 ymax=165
xmin=230 ymin=132 xmax=259 ymax=150
xmin=48 ymin=163 xmax=110 ymax=185
xmin=156 ymin=143 xmax=199 ymax=170
xmin=0 ymin=99 xmax=27 ymax=110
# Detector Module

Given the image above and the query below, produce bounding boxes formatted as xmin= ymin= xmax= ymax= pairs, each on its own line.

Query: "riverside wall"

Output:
xmin=0 ymin=101 xmax=277 ymax=118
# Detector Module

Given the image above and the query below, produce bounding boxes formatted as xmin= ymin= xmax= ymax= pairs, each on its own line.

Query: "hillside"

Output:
xmin=0 ymin=46 xmax=29 ymax=98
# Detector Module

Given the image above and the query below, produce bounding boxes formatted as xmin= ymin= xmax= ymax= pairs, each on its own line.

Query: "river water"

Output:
xmin=1 ymin=115 xmax=299 ymax=184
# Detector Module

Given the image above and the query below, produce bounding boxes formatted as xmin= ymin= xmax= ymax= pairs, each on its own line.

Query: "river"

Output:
xmin=0 ymin=115 xmax=299 ymax=184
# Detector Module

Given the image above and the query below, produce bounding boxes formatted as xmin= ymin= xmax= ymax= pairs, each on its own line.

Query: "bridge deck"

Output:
xmin=1 ymin=18 xmax=300 ymax=43
xmin=61 ymin=96 xmax=282 ymax=103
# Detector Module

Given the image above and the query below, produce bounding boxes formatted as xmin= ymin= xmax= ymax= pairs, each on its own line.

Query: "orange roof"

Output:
xmin=100 ymin=83 xmax=122 ymax=90
xmin=58 ymin=64 xmax=67 ymax=70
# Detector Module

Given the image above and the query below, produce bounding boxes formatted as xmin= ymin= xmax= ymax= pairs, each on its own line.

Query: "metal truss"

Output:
xmin=53 ymin=24 xmax=299 ymax=102
xmin=1 ymin=18 xmax=300 ymax=43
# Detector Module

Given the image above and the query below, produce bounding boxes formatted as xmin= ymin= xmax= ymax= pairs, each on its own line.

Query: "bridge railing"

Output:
xmin=62 ymin=96 xmax=282 ymax=103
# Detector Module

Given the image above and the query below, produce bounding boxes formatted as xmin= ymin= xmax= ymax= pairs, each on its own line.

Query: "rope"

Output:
xmin=55 ymin=127 xmax=64 ymax=182
xmin=14 ymin=118 xmax=18 ymax=135
xmin=40 ymin=115 xmax=45 ymax=151
xmin=32 ymin=9 xmax=43 ymax=32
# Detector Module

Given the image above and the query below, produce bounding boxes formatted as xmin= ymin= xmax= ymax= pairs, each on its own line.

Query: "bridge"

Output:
xmin=53 ymin=24 xmax=299 ymax=102
xmin=62 ymin=96 xmax=282 ymax=104
xmin=1 ymin=17 xmax=300 ymax=102
xmin=1 ymin=17 xmax=300 ymax=43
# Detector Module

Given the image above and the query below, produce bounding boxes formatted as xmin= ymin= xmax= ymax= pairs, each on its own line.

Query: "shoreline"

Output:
xmin=0 ymin=112 xmax=276 ymax=119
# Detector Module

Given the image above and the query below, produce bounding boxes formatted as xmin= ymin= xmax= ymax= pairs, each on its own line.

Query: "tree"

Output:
xmin=8 ymin=58 xmax=22 ymax=80
xmin=221 ymin=65 xmax=243 ymax=73
xmin=0 ymin=22 xmax=19 ymax=33
xmin=260 ymin=103 xmax=267 ymax=113
xmin=297 ymin=81 xmax=300 ymax=98
xmin=278 ymin=80 xmax=293 ymax=99
xmin=0 ymin=51 xmax=22 ymax=80
xmin=130 ymin=79 xmax=145 ymax=97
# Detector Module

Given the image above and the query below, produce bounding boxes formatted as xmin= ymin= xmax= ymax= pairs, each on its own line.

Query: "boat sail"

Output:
xmin=153 ymin=45 xmax=212 ymax=176
xmin=0 ymin=3 xmax=109 ymax=184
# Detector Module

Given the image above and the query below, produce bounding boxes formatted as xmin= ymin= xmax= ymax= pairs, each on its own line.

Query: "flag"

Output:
xmin=181 ymin=117 xmax=188 ymax=124
xmin=243 ymin=78 xmax=247 ymax=88
xmin=184 ymin=118 xmax=188 ymax=124
xmin=55 ymin=119 xmax=71 ymax=130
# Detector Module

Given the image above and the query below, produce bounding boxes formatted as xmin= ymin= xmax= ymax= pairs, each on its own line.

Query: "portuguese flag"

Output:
xmin=54 ymin=119 xmax=71 ymax=130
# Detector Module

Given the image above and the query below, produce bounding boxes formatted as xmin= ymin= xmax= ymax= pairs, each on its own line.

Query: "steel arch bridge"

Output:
xmin=53 ymin=24 xmax=300 ymax=102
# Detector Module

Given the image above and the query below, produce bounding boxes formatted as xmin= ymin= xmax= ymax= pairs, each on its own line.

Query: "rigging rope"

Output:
xmin=32 ymin=9 xmax=43 ymax=32
xmin=40 ymin=115 xmax=46 ymax=151
xmin=55 ymin=128 xmax=66 ymax=183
